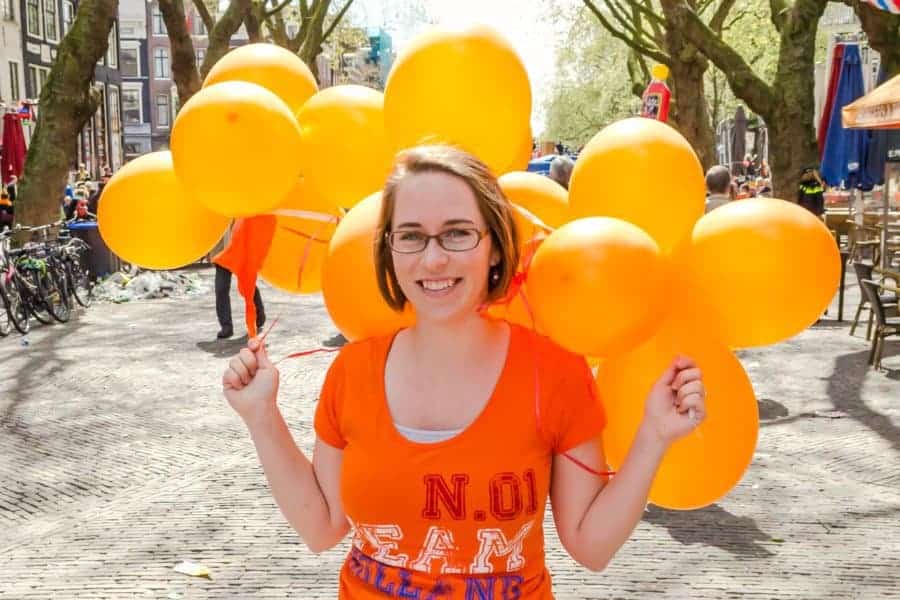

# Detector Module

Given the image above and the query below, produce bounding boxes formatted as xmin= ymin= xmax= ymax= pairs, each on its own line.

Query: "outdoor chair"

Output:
xmin=850 ymin=262 xmax=898 ymax=340
xmin=860 ymin=279 xmax=900 ymax=370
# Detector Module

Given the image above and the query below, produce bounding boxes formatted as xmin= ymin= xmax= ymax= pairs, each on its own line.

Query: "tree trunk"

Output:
xmin=159 ymin=0 xmax=202 ymax=109
xmin=852 ymin=1 xmax=900 ymax=78
xmin=15 ymin=0 xmax=117 ymax=227
xmin=766 ymin=1 xmax=825 ymax=199
xmin=243 ymin=3 xmax=264 ymax=43
xmin=661 ymin=0 xmax=827 ymax=199
xmin=200 ymin=0 xmax=250 ymax=79
xmin=663 ymin=28 xmax=716 ymax=170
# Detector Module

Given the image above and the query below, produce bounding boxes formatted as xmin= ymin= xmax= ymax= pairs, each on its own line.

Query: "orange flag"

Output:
xmin=213 ymin=215 xmax=277 ymax=338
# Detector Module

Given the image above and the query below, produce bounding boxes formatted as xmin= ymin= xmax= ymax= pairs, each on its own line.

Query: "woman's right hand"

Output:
xmin=223 ymin=337 xmax=280 ymax=425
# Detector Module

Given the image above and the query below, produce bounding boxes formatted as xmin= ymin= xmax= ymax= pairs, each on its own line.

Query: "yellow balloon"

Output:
xmin=527 ymin=217 xmax=666 ymax=357
xmin=384 ymin=25 xmax=531 ymax=174
xmin=297 ymin=85 xmax=394 ymax=210
xmin=499 ymin=171 xmax=569 ymax=229
xmin=171 ymin=81 xmax=303 ymax=217
xmin=203 ymin=43 xmax=318 ymax=116
xmin=260 ymin=180 xmax=341 ymax=294
xmin=569 ymin=117 xmax=704 ymax=253
xmin=98 ymin=152 xmax=229 ymax=270
xmin=499 ymin=128 xmax=534 ymax=174
xmin=683 ymin=197 xmax=841 ymax=348
xmin=596 ymin=315 xmax=759 ymax=510
xmin=322 ymin=192 xmax=415 ymax=340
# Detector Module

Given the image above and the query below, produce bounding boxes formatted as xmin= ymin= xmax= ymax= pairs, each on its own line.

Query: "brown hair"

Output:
xmin=374 ymin=145 xmax=520 ymax=312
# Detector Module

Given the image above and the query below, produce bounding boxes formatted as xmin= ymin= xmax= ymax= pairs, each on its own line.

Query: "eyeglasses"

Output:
xmin=386 ymin=227 xmax=488 ymax=254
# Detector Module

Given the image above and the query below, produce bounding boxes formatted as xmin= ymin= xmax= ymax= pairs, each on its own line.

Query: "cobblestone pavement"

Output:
xmin=1 ymin=267 xmax=898 ymax=599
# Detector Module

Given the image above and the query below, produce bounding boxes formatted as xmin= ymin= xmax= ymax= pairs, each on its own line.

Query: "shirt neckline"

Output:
xmin=378 ymin=322 xmax=516 ymax=450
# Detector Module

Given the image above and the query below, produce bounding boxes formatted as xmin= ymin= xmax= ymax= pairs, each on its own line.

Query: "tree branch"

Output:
xmin=201 ymin=0 xmax=250 ymax=79
xmin=660 ymin=0 xmax=775 ymax=117
xmin=769 ymin=0 xmax=789 ymax=32
xmin=708 ymin=0 xmax=737 ymax=34
xmin=584 ymin=0 xmax=669 ymax=64
xmin=191 ymin=0 xmax=216 ymax=32
xmin=266 ymin=0 xmax=293 ymax=18
xmin=321 ymin=0 xmax=355 ymax=44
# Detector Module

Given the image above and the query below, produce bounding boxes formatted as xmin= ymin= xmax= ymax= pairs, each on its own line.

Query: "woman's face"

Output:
xmin=390 ymin=171 xmax=498 ymax=325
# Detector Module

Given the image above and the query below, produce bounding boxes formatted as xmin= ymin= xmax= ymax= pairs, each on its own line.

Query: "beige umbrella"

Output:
xmin=842 ymin=72 xmax=900 ymax=269
xmin=842 ymin=73 xmax=900 ymax=130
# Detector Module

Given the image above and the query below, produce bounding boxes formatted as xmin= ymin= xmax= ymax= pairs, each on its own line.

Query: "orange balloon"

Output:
xmin=568 ymin=118 xmax=704 ymax=253
xmin=98 ymin=151 xmax=229 ymax=270
xmin=297 ymin=85 xmax=394 ymax=210
xmin=171 ymin=81 xmax=303 ymax=217
xmin=684 ymin=197 xmax=841 ymax=348
xmin=384 ymin=25 xmax=531 ymax=174
xmin=499 ymin=171 xmax=569 ymax=229
xmin=322 ymin=192 xmax=415 ymax=340
xmin=260 ymin=180 xmax=341 ymax=294
xmin=203 ymin=43 xmax=318 ymax=116
xmin=596 ymin=315 xmax=759 ymax=510
xmin=527 ymin=217 xmax=666 ymax=357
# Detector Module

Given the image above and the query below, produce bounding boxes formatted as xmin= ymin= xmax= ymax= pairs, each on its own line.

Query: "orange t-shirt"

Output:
xmin=314 ymin=324 xmax=606 ymax=599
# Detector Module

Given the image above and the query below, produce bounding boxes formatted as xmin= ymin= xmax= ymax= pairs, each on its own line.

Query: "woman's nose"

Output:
xmin=421 ymin=237 xmax=450 ymax=270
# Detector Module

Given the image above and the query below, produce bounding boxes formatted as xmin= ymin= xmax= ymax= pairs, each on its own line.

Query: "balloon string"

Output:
xmin=506 ymin=240 xmax=616 ymax=477
xmin=283 ymin=215 xmax=338 ymax=291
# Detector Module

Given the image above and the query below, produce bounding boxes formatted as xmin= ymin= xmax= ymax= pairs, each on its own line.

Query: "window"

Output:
xmin=122 ymin=87 xmax=142 ymax=124
xmin=43 ymin=0 xmax=58 ymax=42
xmin=108 ymin=85 xmax=123 ymax=170
xmin=2 ymin=0 xmax=14 ymax=21
xmin=153 ymin=47 xmax=169 ymax=79
xmin=121 ymin=45 xmax=140 ymax=77
xmin=63 ymin=1 xmax=73 ymax=35
xmin=195 ymin=48 xmax=206 ymax=67
xmin=192 ymin=13 xmax=206 ymax=35
xmin=107 ymin=22 xmax=118 ymax=67
xmin=27 ymin=65 xmax=50 ymax=97
xmin=26 ymin=0 xmax=40 ymax=37
xmin=156 ymin=93 xmax=170 ymax=128
xmin=9 ymin=62 xmax=20 ymax=101
xmin=152 ymin=6 xmax=166 ymax=35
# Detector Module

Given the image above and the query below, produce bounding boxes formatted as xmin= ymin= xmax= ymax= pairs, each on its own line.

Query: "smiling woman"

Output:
xmin=221 ymin=144 xmax=708 ymax=599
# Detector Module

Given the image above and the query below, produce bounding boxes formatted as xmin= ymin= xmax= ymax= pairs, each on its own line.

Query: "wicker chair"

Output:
xmin=860 ymin=279 xmax=900 ymax=370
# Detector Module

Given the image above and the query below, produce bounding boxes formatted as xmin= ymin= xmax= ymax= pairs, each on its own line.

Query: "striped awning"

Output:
xmin=865 ymin=0 xmax=900 ymax=14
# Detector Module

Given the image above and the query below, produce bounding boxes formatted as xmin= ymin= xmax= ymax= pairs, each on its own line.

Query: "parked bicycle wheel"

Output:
xmin=23 ymin=268 xmax=55 ymax=325
xmin=68 ymin=252 xmax=93 ymax=308
xmin=4 ymin=276 xmax=29 ymax=334
xmin=0 ymin=279 xmax=10 ymax=336
xmin=47 ymin=263 xmax=71 ymax=323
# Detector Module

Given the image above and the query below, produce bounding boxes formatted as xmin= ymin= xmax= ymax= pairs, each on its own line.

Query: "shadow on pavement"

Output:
xmin=196 ymin=335 xmax=250 ymax=358
xmin=827 ymin=348 xmax=900 ymax=453
xmin=757 ymin=398 xmax=789 ymax=420
xmin=643 ymin=504 xmax=776 ymax=558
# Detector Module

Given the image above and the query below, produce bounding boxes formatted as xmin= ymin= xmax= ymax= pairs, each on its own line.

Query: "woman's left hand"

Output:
xmin=642 ymin=355 xmax=706 ymax=446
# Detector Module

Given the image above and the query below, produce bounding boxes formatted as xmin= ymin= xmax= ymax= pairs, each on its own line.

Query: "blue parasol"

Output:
xmin=821 ymin=44 xmax=869 ymax=188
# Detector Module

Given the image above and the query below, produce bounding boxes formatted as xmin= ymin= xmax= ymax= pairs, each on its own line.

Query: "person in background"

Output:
xmin=6 ymin=174 xmax=18 ymax=202
xmin=88 ymin=175 xmax=109 ymax=215
xmin=549 ymin=155 xmax=575 ymax=190
xmin=0 ymin=191 xmax=13 ymax=231
xmin=76 ymin=164 xmax=90 ymax=183
xmin=797 ymin=167 xmax=825 ymax=217
xmin=704 ymin=165 xmax=733 ymax=213
xmin=215 ymin=261 xmax=266 ymax=339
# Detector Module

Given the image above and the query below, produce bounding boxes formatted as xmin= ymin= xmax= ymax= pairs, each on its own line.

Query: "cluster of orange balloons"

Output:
xmin=97 ymin=28 xmax=841 ymax=510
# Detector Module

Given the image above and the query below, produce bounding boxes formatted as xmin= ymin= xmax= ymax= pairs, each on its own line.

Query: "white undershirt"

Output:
xmin=394 ymin=422 xmax=464 ymax=444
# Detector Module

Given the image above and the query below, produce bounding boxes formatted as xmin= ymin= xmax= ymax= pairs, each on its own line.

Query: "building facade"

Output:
xmin=120 ymin=0 xmax=150 ymax=160
xmin=0 ymin=0 xmax=26 ymax=135
xmin=14 ymin=0 xmax=123 ymax=177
